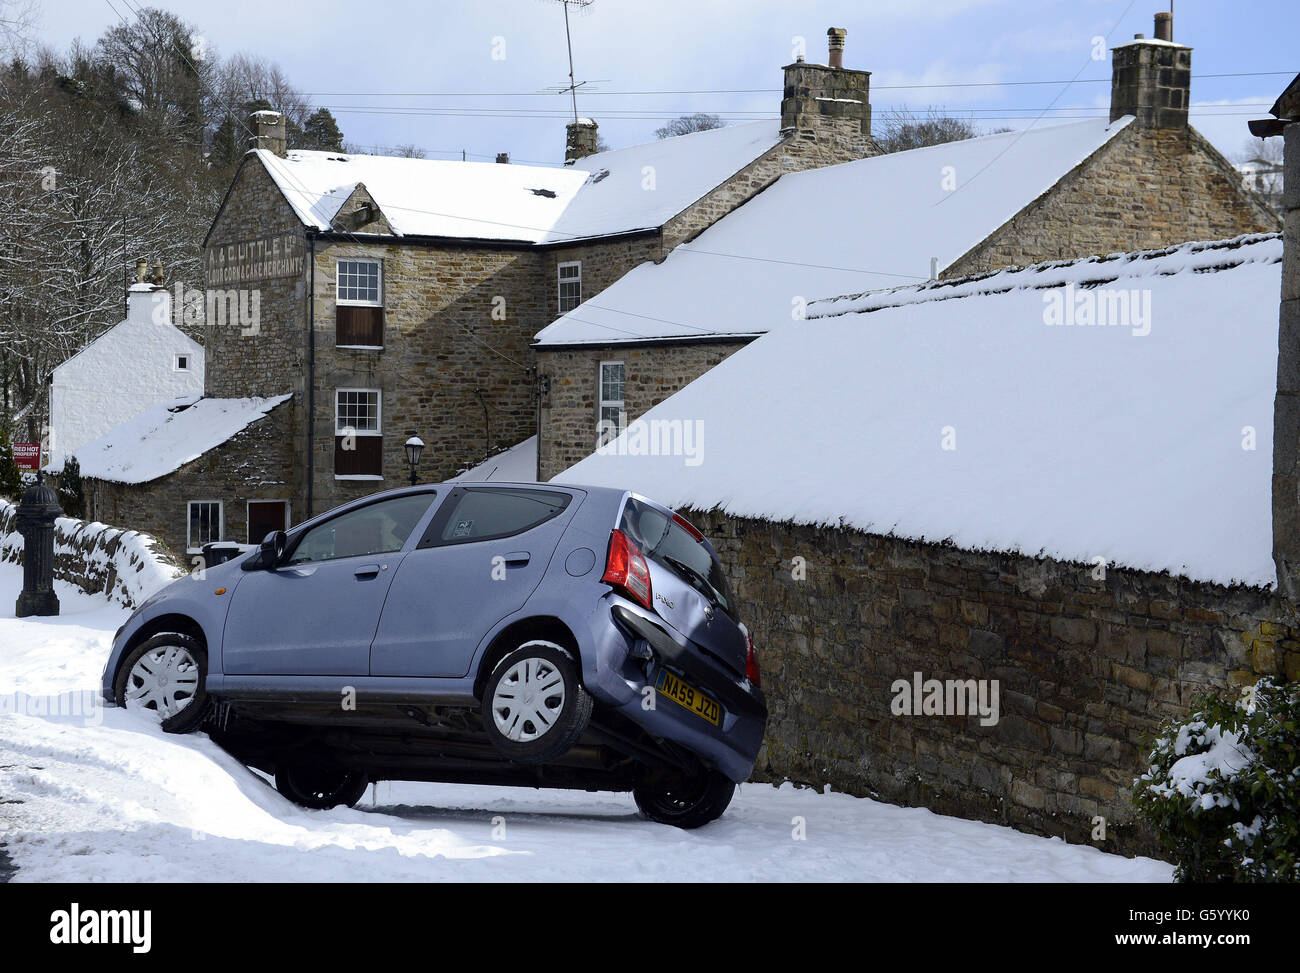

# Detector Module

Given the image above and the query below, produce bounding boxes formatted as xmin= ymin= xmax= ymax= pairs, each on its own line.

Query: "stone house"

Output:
xmin=534 ymin=12 xmax=1279 ymax=480
xmin=47 ymin=274 xmax=204 ymax=470
xmin=556 ymin=232 xmax=1293 ymax=855
xmin=94 ymin=27 xmax=879 ymax=553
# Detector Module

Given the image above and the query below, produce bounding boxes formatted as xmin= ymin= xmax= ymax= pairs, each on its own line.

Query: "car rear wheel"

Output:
xmin=482 ymin=641 xmax=592 ymax=765
xmin=633 ymin=771 xmax=736 ymax=829
xmin=113 ymin=633 xmax=210 ymax=734
xmin=275 ymin=765 xmax=370 ymax=810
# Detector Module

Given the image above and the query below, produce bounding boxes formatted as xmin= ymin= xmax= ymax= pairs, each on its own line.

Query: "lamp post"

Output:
xmin=405 ymin=436 xmax=425 ymax=486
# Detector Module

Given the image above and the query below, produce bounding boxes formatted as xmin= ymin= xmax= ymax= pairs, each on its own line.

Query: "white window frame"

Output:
xmin=246 ymin=498 xmax=291 ymax=544
xmin=186 ymin=500 xmax=223 ymax=554
xmin=335 ymin=388 xmax=382 ymax=437
xmin=336 ymin=258 xmax=383 ymax=307
xmin=557 ymin=260 xmax=582 ymax=314
xmin=173 ymin=354 xmax=191 ymax=372
xmin=598 ymin=360 xmax=625 ymax=436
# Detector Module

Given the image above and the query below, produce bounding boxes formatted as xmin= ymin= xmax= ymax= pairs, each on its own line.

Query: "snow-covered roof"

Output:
xmin=256 ymin=150 xmax=588 ymax=243
xmin=556 ymin=234 xmax=1282 ymax=588
xmin=533 ymin=117 xmax=1133 ymax=347
xmin=252 ymin=120 xmax=785 ymax=246
xmin=77 ymin=394 xmax=292 ymax=485
xmin=546 ymin=120 xmax=784 ymax=243
xmin=456 ymin=436 xmax=538 ymax=482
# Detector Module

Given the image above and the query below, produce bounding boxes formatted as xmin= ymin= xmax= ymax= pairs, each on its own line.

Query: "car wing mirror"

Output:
xmin=243 ymin=529 xmax=288 ymax=571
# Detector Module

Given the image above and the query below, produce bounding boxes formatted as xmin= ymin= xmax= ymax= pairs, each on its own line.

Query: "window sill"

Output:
xmin=334 ymin=474 xmax=384 ymax=481
xmin=335 ymin=344 xmax=384 ymax=351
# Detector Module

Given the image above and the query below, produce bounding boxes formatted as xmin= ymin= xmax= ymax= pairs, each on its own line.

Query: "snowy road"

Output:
xmin=0 ymin=567 xmax=1172 ymax=882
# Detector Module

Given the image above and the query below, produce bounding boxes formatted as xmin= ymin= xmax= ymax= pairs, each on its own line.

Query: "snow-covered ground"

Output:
xmin=0 ymin=565 xmax=1172 ymax=882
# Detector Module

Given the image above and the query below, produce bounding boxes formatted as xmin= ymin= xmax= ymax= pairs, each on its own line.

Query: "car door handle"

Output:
xmin=503 ymin=552 xmax=530 ymax=566
xmin=354 ymin=563 xmax=381 ymax=578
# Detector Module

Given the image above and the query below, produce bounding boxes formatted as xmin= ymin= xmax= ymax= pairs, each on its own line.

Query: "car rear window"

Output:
xmin=619 ymin=497 xmax=733 ymax=615
xmin=424 ymin=488 xmax=570 ymax=546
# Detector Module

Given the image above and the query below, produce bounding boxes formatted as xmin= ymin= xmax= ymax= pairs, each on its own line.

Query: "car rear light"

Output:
xmin=744 ymin=630 xmax=761 ymax=688
xmin=671 ymin=512 xmax=704 ymax=542
xmin=602 ymin=529 xmax=653 ymax=609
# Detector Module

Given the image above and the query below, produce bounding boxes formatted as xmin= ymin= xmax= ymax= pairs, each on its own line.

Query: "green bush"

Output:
xmin=1134 ymin=678 xmax=1300 ymax=882
xmin=58 ymin=455 xmax=85 ymax=518
xmin=0 ymin=429 xmax=22 ymax=501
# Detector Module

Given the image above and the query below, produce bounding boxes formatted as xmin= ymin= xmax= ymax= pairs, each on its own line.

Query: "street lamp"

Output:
xmin=405 ymin=436 xmax=425 ymax=485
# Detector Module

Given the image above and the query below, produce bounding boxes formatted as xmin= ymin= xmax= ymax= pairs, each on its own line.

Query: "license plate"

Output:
xmin=655 ymin=668 xmax=721 ymax=726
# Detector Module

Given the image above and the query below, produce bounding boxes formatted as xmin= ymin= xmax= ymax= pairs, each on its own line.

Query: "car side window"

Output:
xmin=288 ymin=492 xmax=437 ymax=564
xmin=419 ymin=488 xmax=570 ymax=547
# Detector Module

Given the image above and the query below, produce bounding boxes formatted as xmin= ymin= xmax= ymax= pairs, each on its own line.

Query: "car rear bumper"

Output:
xmin=578 ymin=596 xmax=767 ymax=783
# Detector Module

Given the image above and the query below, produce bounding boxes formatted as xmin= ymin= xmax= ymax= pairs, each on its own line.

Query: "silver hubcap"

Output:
xmin=124 ymin=644 xmax=200 ymax=719
xmin=491 ymin=656 xmax=566 ymax=742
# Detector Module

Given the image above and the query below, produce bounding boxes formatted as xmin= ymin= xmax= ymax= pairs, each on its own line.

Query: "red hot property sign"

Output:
xmin=13 ymin=442 xmax=40 ymax=470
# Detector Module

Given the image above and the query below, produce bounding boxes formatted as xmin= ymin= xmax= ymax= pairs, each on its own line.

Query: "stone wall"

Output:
xmin=687 ymin=508 xmax=1294 ymax=858
xmin=1272 ymin=120 xmax=1300 ymax=593
xmin=536 ymin=339 xmax=753 ymax=480
xmin=946 ymin=124 xmax=1280 ymax=278
xmin=85 ymin=398 xmax=294 ymax=559
xmin=0 ymin=500 xmax=184 ymax=608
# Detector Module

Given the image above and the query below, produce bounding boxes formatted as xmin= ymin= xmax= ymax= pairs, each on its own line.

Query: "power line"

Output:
xmin=296 ymin=72 xmax=1298 ymax=97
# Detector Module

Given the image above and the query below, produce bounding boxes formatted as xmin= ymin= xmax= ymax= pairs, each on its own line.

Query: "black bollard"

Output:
xmin=14 ymin=471 xmax=63 ymax=618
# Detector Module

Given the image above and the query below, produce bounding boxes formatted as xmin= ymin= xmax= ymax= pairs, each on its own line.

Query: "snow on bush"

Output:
xmin=0 ymin=498 xmax=184 ymax=608
xmin=1134 ymin=678 xmax=1300 ymax=882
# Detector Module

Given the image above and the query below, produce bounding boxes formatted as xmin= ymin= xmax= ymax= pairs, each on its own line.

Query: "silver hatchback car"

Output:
xmin=102 ymin=482 xmax=767 ymax=828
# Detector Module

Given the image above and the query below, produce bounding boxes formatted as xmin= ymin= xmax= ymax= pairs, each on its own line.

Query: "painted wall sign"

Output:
xmin=205 ymin=232 xmax=305 ymax=286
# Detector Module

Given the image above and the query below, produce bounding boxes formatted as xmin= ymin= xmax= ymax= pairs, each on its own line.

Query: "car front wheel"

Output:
xmin=113 ymin=633 xmax=210 ymax=733
xmin=633 ymin=771 xmax=736 ymax=829
xmin=482 ymin=641 xmax=592 ymax=765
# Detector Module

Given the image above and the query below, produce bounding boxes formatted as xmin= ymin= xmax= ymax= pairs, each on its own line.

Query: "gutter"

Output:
xmin=306 ymin=230 xmax=316 ymax=518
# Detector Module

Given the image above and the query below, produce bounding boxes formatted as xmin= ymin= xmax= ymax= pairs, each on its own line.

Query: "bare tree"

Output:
xmin=655 ymin=113 xmax=725 ymax=140
xmin=875 ymin=106 xmax=997 ymax=154
xmin=0 ymin=0 xmax=38 ymax=55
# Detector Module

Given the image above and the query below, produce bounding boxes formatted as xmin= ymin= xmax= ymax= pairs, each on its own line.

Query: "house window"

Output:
xmin=558 ymin=261 xmax=582 ymax=313
xmin=174 ymin=354 xmax=190 ymax=371
xmin=336 ymin=258 xmax=384 ymax=347
xmin=598 ymin=360 xmax=625 ymax=440
xmin=337 ymin=259 xmax=382 ymax=305
xmin=187 ymin=501 xmax=222 ymax=553
xmin=335 ymin=388 xmax=383 ymax=478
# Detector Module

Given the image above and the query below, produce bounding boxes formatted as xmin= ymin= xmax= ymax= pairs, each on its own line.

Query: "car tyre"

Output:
xmin=633 ymin=771 xmax=736 ymax=829
xmin=482 ymin=640 xmax=592 ymax=765
xmin=275 ymin=765 xmax=370 ymax=810
xmin=113 ymin=633 xmax=210 ymax=734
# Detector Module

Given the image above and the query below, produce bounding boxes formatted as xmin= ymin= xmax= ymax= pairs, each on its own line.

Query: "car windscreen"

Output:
xmin=618 ymin=497 xmax=733 ymax=616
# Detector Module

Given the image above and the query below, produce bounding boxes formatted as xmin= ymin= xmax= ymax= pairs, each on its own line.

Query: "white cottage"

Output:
xmin=48 ymin=283 xmax=204 ymax=469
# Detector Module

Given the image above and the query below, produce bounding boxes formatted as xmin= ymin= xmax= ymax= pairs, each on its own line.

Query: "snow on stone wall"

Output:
xmin=0 ymin=499 xmax=184 ymax=608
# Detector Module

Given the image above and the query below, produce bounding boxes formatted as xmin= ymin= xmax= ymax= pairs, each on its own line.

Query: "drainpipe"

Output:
xmin=306 ymin=231 xmax=316 ymax=518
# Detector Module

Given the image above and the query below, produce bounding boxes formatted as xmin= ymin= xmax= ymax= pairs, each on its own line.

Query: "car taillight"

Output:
xmin=671 ymin=512 xmax=704 ymax=542
xmin=602 ymin=529 xmax=653 ymax=609
xmin=745 ymin=630 xmax=761 ymax=688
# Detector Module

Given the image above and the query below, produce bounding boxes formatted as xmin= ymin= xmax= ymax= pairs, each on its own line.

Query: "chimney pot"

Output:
xmin=1154 ymin=11 xmax=1172 ymax=41
xmin=135 ymin=258 xmax=148 ymax=284
xmin=496 ymin=152 xmax=510 ymax=164
xmin=827 ymin=27 xmax=846 ymax=69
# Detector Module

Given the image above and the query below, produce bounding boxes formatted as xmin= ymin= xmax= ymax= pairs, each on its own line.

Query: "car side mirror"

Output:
xmin=243 ymin=530 xmax=288 ymax=571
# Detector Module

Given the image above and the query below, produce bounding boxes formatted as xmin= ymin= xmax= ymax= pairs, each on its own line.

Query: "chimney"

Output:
xmin=249 ymin=109 xmax=288 ymax=157
xmin=827 ymin=27 xmax=846 ymax=69
xmin=565 ymin=119 xmax=599 ymax=162
xmin=781 ymin=27 xmax=871 ymax=140
xmin=496 ymin=152 xmax=510 ymax=164
xmin=1109 ymin=13 xmax=1191 ymax=129
xmin=126 ymin=270 xmax=170 ymax=326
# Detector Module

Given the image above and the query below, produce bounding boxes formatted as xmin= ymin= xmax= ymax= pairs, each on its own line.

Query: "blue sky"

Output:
xmin=32 ymin=0 xmax=1300 ymax=165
